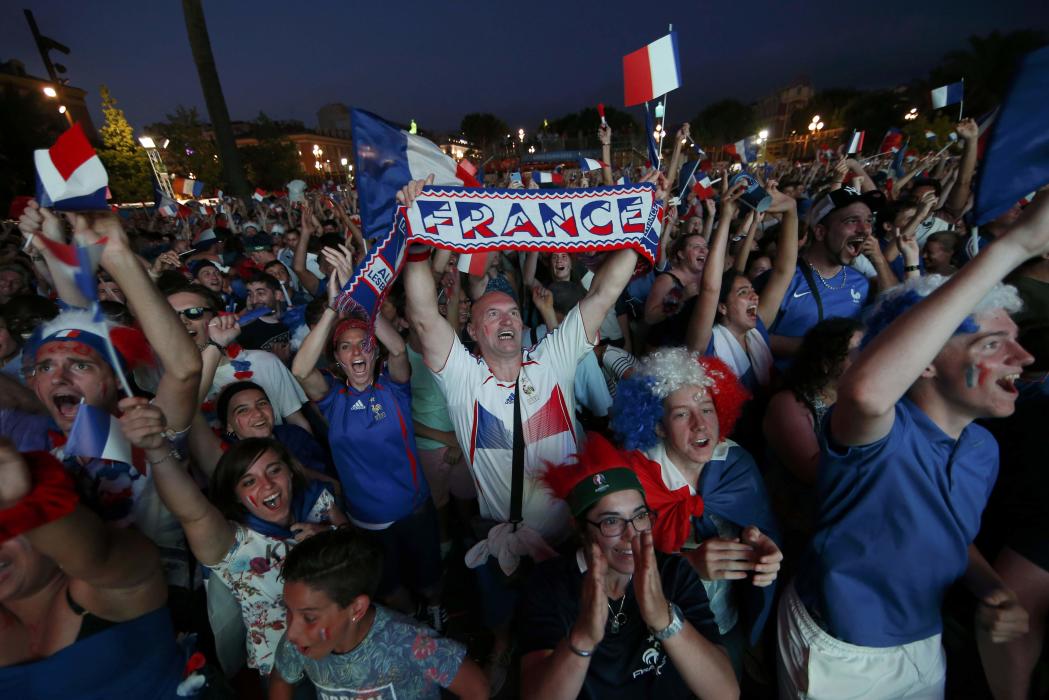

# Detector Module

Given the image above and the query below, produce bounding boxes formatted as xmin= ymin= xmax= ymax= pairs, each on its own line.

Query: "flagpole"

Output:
xmin=658 ymin=22 xmax=673 ymax=172
xmin=959 ymin=77 xmax=965 ymax=121
xmin=97 ymin=307 xmax=135 ymax=398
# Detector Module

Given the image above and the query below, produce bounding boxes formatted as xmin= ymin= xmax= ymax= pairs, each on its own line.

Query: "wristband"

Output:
xmin=904 ymin=265 xmax=920 ymax=272
xmin=205 ymin=339 xmax=227 ymax=354
xmin=0 ymin=451 xmax=79 ymax=543
xmin=406 ymin=248 xmax=431 ymax=263
xmin=566 ymin=638 xmax=594 ymax=658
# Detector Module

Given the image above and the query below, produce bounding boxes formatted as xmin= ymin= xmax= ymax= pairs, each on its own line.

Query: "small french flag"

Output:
xmin=727 ymin=139 xmax=754 ymax=164
xmin=157 ymin=194 xmax=180 ymax=218
xmin=931 ymin=81 xmax=964 ymax=109
xmin=456 ymin=159 xmax=482 ymax=187
xmin=623 ymin=31 xmax=682 ymax=107
xmin=64 ymin=401 xmax=133 ymax=465
xmin=846 ymin=130 xmax=865 ymax=155
xmin=692 ymin=173 xmax=716 ymax=200
xmin=533 ymin=171 xmax=563 ymax=186
xmin=34 ymin=123 xmax=109 ymax=212
xmin=579 ymin=157 xmax=607 ymax=172
xmin=253 ymin=188 xmax=268 ymax=201
xmin=36 ymin=236 xmax=104 ymax=303
xmin=457 ymin=251 xmax=489 ymax=277
xmin=171 ymin=176 xmax=205 ymax=198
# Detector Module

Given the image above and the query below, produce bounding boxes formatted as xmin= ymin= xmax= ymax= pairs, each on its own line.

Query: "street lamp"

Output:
xmin=904 ymin=107 xmax=919 ymax=121
xmin=139 ymin=135 xmax=175 ymax=198
xmin=518 ymin=128 xmax=525 ymax=143
xmin=528 ymin=145 xmax=535 ymax=154
xmin=758 ymin=129 xmax=769 ymax=141
xmin=42 ymin=84 xmax=72 ymax=126
xmin=42 ymin=86 xmax=57 ymax=98
xmin=340 ymin=157 xmax=348 ymax=167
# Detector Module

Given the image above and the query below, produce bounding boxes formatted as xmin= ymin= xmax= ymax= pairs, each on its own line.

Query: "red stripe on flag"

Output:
xmin=37 ymin=235 xmax=80 ymax=267
xmin=49 ymin=124 xmax=97 ymax=181
xmin=623 ymin=47 xmax=654 ymax=107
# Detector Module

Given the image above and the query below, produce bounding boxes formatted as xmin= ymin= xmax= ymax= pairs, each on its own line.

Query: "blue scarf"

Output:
xmin=242 ymin=479 xmax=332 ymax=539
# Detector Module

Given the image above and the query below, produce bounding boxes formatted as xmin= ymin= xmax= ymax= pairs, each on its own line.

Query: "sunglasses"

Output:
xmin=175 ymin=306 xmax=213 ymax=320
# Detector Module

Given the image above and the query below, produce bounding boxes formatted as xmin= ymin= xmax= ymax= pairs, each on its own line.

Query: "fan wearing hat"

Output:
xmin=18 ymin=209 xmax=202 ymax=533
xmin=292 ymin=250 xmax=441 ymax=625
xmin=610 ymin=348 xmax=781 ymax=674
xmin=518 ymin=433 xmax=737 ymax=700
xmin=764 ymin=186 xmax=885 ymax=370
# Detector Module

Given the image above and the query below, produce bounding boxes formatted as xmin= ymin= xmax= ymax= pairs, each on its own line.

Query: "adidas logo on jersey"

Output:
xmin=351 ymin=400 xmax=366 ymax=411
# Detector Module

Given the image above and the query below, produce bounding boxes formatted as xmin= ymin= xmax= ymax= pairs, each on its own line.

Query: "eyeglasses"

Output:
xmin=586 ymin=509 xmax=657 ymax=538
xmin=175 ymin=306 xmax=213 ymax=320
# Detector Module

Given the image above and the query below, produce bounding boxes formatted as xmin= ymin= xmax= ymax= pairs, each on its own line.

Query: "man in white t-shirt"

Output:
xmin=400 ymin=176 xmax=645 ymax=686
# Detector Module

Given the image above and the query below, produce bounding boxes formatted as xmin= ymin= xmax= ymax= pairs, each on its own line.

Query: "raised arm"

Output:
xmin=578 ymin=247 xmax=638 ymax=345
xmin=90 ymin=214 xmax=202 ymax=432
xmin=598 ymin=125 xmax=614 ymax=186
xmin=373 ymin=312 xmax=409 ymax=384
xmin=687 ymin=187 xmax=742 ymax=353
xmin=117 ymin=397 xmax=235 ymax=566
xmin=756 ymin=191 xmax=799 ymax=327
xmin=831 ymin=194 xmax=1049 ymax=446
xmin=400 ymin=176 xmax=457 ymax=371
xmin=292 ymin=201 xmax=321 ymax=296
xmin=943 ymin=119 xmax=979 ymax=220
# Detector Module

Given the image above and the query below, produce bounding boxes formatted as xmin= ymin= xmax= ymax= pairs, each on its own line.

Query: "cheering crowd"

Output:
xmin=0 ymin=115 xmax=1047 ymax=700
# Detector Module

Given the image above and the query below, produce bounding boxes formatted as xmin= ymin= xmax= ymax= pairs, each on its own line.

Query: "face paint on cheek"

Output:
xmin=977 ymin=363 xmax=992 ymax=387
xmin=319 ymin=627 xmax=329 ymax=641
xmin=965 ymin=365 xmax=978 ymax=389
xmin=247 ymin=494 xmax=257 ymax=508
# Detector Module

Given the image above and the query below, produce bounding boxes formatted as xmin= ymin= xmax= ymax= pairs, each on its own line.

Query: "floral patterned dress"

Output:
xmin=207 ymin=490 xmax=335 ymax=675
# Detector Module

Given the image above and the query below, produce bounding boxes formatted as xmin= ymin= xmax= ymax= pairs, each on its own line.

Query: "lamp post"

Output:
xmin=42 ymin=85 xmax=73 ymax=127
xmin=139 ymin=135 xmax=175 ymax=199
xmin=807 ymin=115 xmax=824 ymax=157
xmin=758 ymin=128 xmax=769 ymax=160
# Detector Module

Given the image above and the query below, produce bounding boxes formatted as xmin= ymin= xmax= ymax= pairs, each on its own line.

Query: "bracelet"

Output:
xmin=0 ymin=451 xmax=79 ymax=543
xmin=904 ymin=265 xmax=920 ymax=272
xmin=149 ymin=447 xmax=183 ymax=466
xmin=205 ymin=339 xmax=227 ymax=354
xmin=566 ymin=638 xmax=594 ymax=658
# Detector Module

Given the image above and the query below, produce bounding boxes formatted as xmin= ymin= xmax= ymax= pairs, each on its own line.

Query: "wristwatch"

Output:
xmin=650 ymin=602 xmax=684 ymax=641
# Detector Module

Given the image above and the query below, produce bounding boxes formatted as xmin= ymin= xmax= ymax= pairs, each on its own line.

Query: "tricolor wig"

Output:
xmin=610 ymin=347 xmax=750 ymax=451
xmin=861 ymin=274 xmax=1022 ymax=349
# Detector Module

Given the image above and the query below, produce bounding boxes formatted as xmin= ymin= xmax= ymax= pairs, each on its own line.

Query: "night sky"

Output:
xmin=4 ymin=1 xmax=1049 ymax=135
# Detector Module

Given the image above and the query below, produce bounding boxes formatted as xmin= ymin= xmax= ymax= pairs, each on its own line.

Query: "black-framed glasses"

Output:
xmin=586 ymin=509 xmax=657 ymax=538
xmin=175 ymin=306 xmax=213 ymax=320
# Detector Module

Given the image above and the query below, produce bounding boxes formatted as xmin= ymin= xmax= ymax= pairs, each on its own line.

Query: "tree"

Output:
xmin=95 ymin=85 xmax=152 ymax=203
xmin=690 ymin=100 xmax=756 ymax=146
xmin=929 ymin=30 xmax=1047 ymax=118
xmin=545 ymin=106 xmax=638 ymax=147
xmin=145 ymin=106 xmax=222 ymax=187
xmin=459 ymin=113 xmax=509 ymax=153
xmin=0 ymin=86 xmax=65 ymax=212
xmin=182 ymin=0 xmax=249 ymax=197
xmin=238 ymin=112 xmax=303 ymax=189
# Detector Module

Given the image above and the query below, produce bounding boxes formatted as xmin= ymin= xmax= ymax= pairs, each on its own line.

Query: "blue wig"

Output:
xmin=610 ymin=374 xmax=666 ymax=451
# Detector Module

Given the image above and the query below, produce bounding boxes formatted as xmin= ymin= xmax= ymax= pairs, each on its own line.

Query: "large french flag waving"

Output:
xmin=35 ymin=123 xmax=109 ymax=211
xmin=623 ymin=32 xmax=682 ymax=107
xmin=352 ymin=108 xmax=467 ymax=244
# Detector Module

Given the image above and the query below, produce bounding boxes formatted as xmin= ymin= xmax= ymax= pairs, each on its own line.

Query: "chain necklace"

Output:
xmin=608 ymin=593 xmax=628 ymax=634
xmin=807 ymin=259 xmax=848 ymax=291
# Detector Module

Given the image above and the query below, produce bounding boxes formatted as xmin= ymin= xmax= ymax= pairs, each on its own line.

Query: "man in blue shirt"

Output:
xmin=767 ymin=187 xmax=883 ymax=371
xmin=776 ymin=194 xmax=1049 ymax=699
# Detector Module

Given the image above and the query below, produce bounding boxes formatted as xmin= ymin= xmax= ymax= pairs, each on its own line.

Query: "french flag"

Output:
xmin=457 ymin=250 xmax=489 ymax=277
xmin=34 ymin=123 xmax=109 ymax=212
xmin=157 ymin=195 xmax=180 ymax=218
xmin=456 ymin=158 xmax=482 ymax=187
xmin=64 ymin=401 xmax=133 ymax=465
xmin=931 ymin=81 xmax=964 ymax=109
xmin=726 ymin=139 xmax=755 ymax=164
xmin=846 ymin=130 xmax=865 ymax=155
xmin=533 ymin=171 xmax=563 ymax=187
xmin=579 ymin=157 xmax=607 ymax=172
xmin=171 ymin=176 xmax=205 ymax=198
xmin=352 ymin=108 xmax=466 ymax=242
xmin=623 ymin=32 xmax=682 ymax=107
xmin=879 ymin=128 xmax=904 ymax=154
xmin=253 ymin=188 xmax=268 ymax=201
xmin=36 ymin=236 xmax=104 ymax=303
xmin=692 ymin=173 xmax=716 ymax=200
